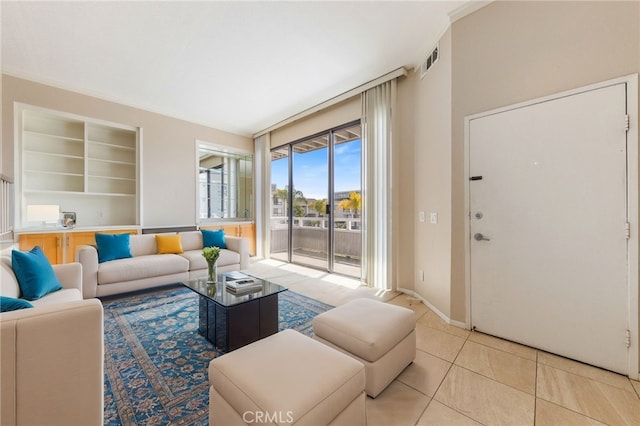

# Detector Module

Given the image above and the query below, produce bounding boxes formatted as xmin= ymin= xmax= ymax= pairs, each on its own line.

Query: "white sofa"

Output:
xmin=76 ymin=230 xmax=250 ymax=299
xmin=0 ymin=255 xmax=104 ymax=426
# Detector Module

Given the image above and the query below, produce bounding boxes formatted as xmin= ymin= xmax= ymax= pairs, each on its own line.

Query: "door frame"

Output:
xmin=463 ymin=74 xmax=639 ymax=379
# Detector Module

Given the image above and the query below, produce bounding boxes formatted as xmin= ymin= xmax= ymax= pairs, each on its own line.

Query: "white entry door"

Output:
xmin=469 ymin=83 xmax=630 ymax=374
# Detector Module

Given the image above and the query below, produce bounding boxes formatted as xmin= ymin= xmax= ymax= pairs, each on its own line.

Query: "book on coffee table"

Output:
xmin=224 ymin=271 xmax=251 ymax=281
xmin=225 ymin=277 xmax=262 ymax=294
xmin=226 ymin=283 xmax=262 ymax=294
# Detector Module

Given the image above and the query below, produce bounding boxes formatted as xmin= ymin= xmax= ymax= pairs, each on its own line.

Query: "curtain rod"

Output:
xmin=253 ymin=66 xmax=407 ymax=138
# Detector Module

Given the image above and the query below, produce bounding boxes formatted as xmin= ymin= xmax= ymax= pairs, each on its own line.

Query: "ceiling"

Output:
xmin=2 ymin=1 xmax=479 ymax=137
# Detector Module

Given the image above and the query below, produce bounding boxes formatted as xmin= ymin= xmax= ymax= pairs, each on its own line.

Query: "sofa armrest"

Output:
xmin=0 ymin=299 xmax=104 ymax=426
xmin=52 ymin=262 xmax=82 ymax=293
xmin=225 ymin=236 xmax=250 ymax=270
xmin=76 ymin=245 xmax=98 ymax=299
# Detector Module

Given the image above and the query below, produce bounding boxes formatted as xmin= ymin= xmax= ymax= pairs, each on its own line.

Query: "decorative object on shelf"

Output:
xmin=202 ymin=246 xmax=221 ymax=284
xmin=62 ymin=212 xmax=76 ymax=228
xmin=26 ymin=204 xmax=60 ymax=227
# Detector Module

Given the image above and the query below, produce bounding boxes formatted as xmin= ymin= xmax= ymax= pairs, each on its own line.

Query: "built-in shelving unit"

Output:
xmin=87 ymin=123 xmax=137 ymax=195
xmin=17 ymin=105 xmax=140 ymax=228
xmin=22 ymin=111 xmax=86 ymax=193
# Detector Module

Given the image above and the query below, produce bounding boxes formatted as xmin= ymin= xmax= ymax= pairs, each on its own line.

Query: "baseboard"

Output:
xmin=397 ymin=287 xmax=469 ymax=331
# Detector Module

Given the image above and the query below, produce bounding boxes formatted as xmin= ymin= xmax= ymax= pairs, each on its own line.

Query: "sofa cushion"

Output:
xmin=156 ymin=234 xmax=183 ymax=254
xmin=0 ymin=256 xmax=21 ymax=298
xmin=129 ymin=234 xmax=158 ymax=257
xmin=95 ymin=233 xmax=132 ymax=263
xmin=180 ymin=231 xmax=203 ymax=251
xmin=180 ymin=249 xmax=240 ymax=271
xmin=98 ymin=254 xmax=189 ymax=285
xmin=12 ymin=246 xmax=62 ymax=301
xmin=29 ymin=288 xmax=82 ymax=307
xmin=202 ymin=229 xmax=227 ymax=249
xmin=0 ymin=296 xmax=33 ymax=312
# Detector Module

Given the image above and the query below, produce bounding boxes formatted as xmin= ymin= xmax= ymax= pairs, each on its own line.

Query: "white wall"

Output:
xmin=403 ymin=28 xmax=453 ymax=315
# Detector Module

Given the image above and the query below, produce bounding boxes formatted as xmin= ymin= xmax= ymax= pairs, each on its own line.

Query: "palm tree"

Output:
xmin=310 ymin=199 xmax=328 ymax=217
xmin=338 ymin=191 xmax=361 ymax=217
xmin=274 ymin=187 xmax=306 ymax=216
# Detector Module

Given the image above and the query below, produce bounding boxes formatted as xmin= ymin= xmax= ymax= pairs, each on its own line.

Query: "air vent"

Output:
xmin=420 ymin=44 xmax=439 ymax=79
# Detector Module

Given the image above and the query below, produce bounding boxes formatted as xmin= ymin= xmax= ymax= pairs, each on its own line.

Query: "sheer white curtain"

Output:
xmin=361 ymin=80 xmax=396 ymax=291
xmin=254 ymin=134 xmax=271 ymax=259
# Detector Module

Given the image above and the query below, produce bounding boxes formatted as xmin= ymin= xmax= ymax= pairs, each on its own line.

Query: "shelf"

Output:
xmin=23 ymin=112 xmax=84 ymax=141
xmin=24 ymin=189 xmax=135 ymax=197
xmin=88 ymin=143 xmax=135 ymax=164
xmin=85 ymin=192 xmax=136 ymax=197
xmin=25 ymin=170 xmax=84 ymax=177
xmin=87 ymin=176 xmax=135 ymax=195
xmin=88 ymin=157 xmax=136 ymax=166
xmin=87 ymin=174 xmax=135 ymax=182
xmin=24 ymin=174 xmax=84 ymax=192
xmin=88 ymin=140 xmax=136 ymax=151
xmin=24 ymin=150 xmax=84 ymax=160
xmin=24 ymin=130 xmax=84 ymax=143
xmin=23 ymin=134 xmax=85 ymax=157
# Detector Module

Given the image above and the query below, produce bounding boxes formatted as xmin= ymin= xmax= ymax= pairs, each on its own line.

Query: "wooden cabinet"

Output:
xmin=18 ymin=229 xmax=138 ymax=265
xmin=18 ymin=233 xmax=63 ymax=265
xmin=200 ymin=223 xmax=256 ymax=256
xmin=18 ymin=106 xmax=140 ymax=228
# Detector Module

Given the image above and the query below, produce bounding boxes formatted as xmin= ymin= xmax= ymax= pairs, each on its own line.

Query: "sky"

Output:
xmin=271 ymin=139 xmax=361 ymax=200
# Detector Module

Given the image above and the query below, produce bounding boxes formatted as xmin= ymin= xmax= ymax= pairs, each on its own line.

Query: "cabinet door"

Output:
xmin=65 ymin=232 xmax=97 ymax=263
xmin=18 ymin=233 xmax=62 ymax=265
xmin=222 ymin=225 xmax=239 ymax=237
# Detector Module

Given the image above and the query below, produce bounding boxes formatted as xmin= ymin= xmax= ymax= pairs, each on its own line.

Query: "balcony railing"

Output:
xmin=270 ymin=217 xmax=361 ymax=264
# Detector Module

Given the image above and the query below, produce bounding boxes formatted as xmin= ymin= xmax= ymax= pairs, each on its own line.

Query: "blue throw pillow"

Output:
xmin=11 ymin=246 xmax=63 ymax=301
xmin=201 ymin=229 xmax=227 ymax=249
xmin=95 ymin=233 xmax=132 ymax=263
xmin=0 ymin=296 xmax=34 ymax=312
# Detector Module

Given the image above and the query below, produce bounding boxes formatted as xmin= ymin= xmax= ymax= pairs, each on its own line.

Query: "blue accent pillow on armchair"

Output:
xmin=11 ymin=246 xmax=63 ymax=301
xmin=201 ymin=229 xmax=227 ymax=249
xmin=0 ymin=296 xmax=34 ymax=312
xmin=95 ymin=233 xmax=132 ymax=263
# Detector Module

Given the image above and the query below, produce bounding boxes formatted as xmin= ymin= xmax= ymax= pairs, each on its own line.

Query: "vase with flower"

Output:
xmin=202 ymin=246 xmax=221 ymax=284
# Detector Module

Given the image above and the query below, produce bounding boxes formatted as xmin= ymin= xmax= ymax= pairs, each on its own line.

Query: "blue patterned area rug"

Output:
xmin=102 ymin=285 xmax=333 ymax=425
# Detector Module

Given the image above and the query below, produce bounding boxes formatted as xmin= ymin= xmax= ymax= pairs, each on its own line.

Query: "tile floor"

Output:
xmin=245 ymin=260 xmax=640 ymax=426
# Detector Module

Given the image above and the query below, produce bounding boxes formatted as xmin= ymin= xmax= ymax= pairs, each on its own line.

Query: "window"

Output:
xmin=198 ymin=143 xmax=253 ymax=221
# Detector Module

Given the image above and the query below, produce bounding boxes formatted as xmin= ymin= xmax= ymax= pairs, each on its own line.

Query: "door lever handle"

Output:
xmin=474 ymin=233 xmax=491 ymax=241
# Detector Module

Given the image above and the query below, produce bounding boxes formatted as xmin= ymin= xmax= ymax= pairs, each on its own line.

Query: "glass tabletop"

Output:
xmin=181 ymin=273 xmax=287 ymax=308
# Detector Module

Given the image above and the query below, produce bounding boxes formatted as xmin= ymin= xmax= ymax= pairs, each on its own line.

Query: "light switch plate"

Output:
xmin=419 ymin=211 xmax=426 ymax=222
xmin=430 ymin=212 xmax=438 ymax=224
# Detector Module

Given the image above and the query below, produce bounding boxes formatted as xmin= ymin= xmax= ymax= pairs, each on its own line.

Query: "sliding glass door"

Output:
xmin=269 ymin=147 xmax=289 ymax=263
xmin=291 ymin=137 xmax=329 ymax=268
xmin=332 ymin=123 xmax=362 ymax=277
xmin=270 ymin=121 xmax=362 ymax=277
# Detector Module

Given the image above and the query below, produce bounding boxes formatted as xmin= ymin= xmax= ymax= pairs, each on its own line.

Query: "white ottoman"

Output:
xmin=208 ymin=329 xmax=366 ymax=425
xmin=312 ymin=298 xmax=416 ymax=398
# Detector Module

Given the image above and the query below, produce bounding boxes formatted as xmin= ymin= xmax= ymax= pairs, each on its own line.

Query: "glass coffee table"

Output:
xmin=181 ymin=273 xmax=287 ymax=352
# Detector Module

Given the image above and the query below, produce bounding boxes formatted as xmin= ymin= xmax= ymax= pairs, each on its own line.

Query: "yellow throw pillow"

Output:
xmin=156 ymin=234 xmax=184 ymax=254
